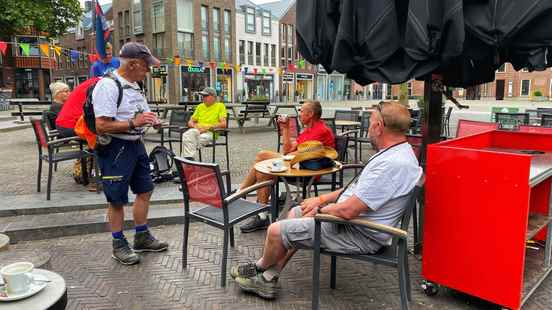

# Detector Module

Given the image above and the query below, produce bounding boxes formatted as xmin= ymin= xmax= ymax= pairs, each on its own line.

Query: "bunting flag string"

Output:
xmin=0 ymin=41 xmax=312 ymax=73
xmin=19 ymin=43 xmax=30 ymax=56
xmin=0 ymin=42 xmax=7 ymax=56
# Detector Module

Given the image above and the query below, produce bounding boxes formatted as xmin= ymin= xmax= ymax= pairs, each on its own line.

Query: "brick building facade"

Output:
xmin=112 ymin=0 xmax=236 ymax=104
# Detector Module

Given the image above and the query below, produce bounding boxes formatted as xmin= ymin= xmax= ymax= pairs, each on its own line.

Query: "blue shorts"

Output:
xmin=97 ymin=137 xmax=154 ymax=204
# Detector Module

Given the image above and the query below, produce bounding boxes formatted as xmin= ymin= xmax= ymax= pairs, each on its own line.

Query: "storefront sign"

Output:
xmin=183 ymin=66 xmax=206 ymax=73
xmin=151 ymin=65 xmax=168 ymax=77
xmin=245 ymin=74 xmax=273 ymax=81
xmin=282 ymin=73 xmax=294 ymax=82
xmin=296 ymin=73 xmax=314 ymax=80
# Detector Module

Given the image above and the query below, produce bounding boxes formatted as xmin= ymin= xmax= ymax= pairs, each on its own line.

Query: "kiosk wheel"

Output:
xmin=421 ymin=280 xmax=439 ymax=296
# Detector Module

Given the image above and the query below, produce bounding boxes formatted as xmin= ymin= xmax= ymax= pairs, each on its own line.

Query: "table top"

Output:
xmin=1 ymin=269 xmax=65 ymax=310
xmin=255 ymin=157 xmax=342 ymax=177
xmin=335 ymin=120 xmax=361 ymax=127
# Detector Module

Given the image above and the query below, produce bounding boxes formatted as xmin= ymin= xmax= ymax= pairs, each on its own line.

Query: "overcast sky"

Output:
xmin=80 ymin=0 xmax=276 ymax=7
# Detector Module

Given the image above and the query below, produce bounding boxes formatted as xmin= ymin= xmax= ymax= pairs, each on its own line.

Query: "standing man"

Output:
xmin=93 ymin=42 xmax=168 ymax=265
xmin=180 ymin=87 xmax=227 ymax=159
xmin=90 ymin=43 xmax=120 ymax=77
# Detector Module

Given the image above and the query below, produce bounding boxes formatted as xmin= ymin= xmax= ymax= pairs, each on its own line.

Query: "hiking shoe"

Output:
xmin=112 ymin=238 xmax=140 ymax=265
xmin=230 ymin=262 xmax=258 ymax=280
xmin=133 ymin=230 xmax=169 ymax=253
xmin=240 ymin=215 xmax=270 ymax=233
xmin=234 ymin=269 xmax=279 ymax=299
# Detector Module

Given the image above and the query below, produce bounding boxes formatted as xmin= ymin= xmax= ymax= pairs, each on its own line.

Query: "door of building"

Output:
xmin=495 ymin=80 xmax=505 ymax=100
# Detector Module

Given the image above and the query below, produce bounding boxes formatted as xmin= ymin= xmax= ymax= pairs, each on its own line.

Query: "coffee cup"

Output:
xmin=272 ymin=159 xmax=284 ymax=170
xmin=1 ymin=262 xmax=34 ymax=294
xmin=277 ymin=114 xmax=289 ymax=123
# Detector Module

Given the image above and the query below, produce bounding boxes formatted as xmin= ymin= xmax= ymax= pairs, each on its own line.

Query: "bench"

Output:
xmin=237 ymin=101 xmax=271 ymax=127
xmin=9 ymin=100 xmax=52 ymax=121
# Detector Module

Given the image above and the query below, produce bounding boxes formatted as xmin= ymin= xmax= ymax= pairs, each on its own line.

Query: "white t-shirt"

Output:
xmin=338 ymin=142 xmax=422 ymax=245
xmin=92 ymin=71 xmax=150 ymax=140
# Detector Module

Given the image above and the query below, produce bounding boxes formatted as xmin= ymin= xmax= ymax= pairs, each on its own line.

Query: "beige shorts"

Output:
xmin=279 ymin=206 xmax=381 ymax=254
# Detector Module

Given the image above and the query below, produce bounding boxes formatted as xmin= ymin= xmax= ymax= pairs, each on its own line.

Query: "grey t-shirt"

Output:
xmin=338 ymin=142 xmax=422 ymax=245
xmin=92 ymin=71 xmax=150 ymax=140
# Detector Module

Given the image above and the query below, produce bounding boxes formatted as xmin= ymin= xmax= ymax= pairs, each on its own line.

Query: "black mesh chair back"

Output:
xmin=169 ymin=110 xmax=192 ymax=137
xmin=495 ymin=112 xmax=529 ymax=130
xmin=541 ymin=114 xmax=552 ymax=128
xmin=321 ymin=117 xmax=337 ymax=134
xmin=334 ymin=110 xmax=360 ymax=122
xmin=359 ymin=111 xmax=371 ymax=137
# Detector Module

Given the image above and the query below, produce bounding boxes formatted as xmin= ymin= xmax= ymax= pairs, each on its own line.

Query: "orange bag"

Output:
xmin=74 ymin=115 xmax=97 ymax=149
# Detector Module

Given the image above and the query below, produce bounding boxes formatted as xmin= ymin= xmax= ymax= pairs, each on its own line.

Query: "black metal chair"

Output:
xmin=334 ymin=110 xmax=361 ymax=122
xmin=312 ymin=184 xmax=422 ymax=310
xmin=321 ymin=117 xmax=337 ymax=135
xmin=175 ymin=157 xmax=274 ymax=287
xmin=495 ymin=112 xmax=529 ymax=130
xmin=144 ymin=110 xmax=192 ymax=154
xmin=30 ymin=118 xmax=90 ymax=200
xmin=353 ymin=111 xmax=372 ymax=162
xmin=441 ymin=107 xmax=453 ymax=137
xmin=541 ymin=114 xmax=552 ymax=128
xmin=312 ymin=135 xmax=351 ymax=195
xmin=198 ymin=113 xmax=231 ymax=172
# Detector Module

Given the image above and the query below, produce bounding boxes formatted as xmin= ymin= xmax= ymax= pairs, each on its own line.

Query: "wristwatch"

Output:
xmin=128 ymin=119 xmax=135 ymax=130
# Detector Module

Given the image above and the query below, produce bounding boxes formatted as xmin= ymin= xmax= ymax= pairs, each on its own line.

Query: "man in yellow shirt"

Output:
xmin=181 ymin=87 xmax=227 ymax=159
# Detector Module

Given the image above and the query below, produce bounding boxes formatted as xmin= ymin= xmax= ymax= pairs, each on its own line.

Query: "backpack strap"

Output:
xmin=103 ymin=72 xmax=124 ymax=109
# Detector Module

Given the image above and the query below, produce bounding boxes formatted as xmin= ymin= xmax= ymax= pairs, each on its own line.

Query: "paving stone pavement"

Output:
xmin=2 ymin=224 xmax=551 ymax=310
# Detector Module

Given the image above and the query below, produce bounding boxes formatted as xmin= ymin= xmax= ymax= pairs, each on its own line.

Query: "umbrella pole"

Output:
xmin=415 ymin=74 xmax=444 ymax=254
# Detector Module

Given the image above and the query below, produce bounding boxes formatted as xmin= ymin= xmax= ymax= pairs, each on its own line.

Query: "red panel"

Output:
xmin=423 ymin=144 xmax=531 ymax=309
xmin=456 ymin=120 xmax=498 ymax=138
xmin=492 ymin=131 xmax=552 ymax=152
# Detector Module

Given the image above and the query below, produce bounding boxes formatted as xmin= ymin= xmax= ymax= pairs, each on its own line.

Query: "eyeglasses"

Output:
xmin=375 ymin=102 xmax=386 ymax=127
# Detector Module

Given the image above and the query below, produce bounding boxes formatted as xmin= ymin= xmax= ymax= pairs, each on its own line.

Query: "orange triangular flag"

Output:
xmin=39 ymin=44 xmax=50 ymax=57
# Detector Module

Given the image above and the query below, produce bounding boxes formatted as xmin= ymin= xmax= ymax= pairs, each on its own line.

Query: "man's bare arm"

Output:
xmin=319 ymin=194 xmax=369 ymax=220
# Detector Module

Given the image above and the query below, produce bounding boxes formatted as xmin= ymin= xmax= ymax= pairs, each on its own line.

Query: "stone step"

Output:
xmin=0 ymin=120 xmax=31 ymax=133
xmin=0 ymin=205 xmax=188 ymax=244
xmin=0 ymin=116 xmax=17 ymax=122
xmin=0 ymin=183 xmax=189 ymax=217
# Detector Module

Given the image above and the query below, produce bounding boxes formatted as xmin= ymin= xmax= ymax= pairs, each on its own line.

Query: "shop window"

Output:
xmin=133 ymin=0 xmax=144 ymax=34
xmin=181 ymin=67 xmax=211 ymax=101
xmin=521 ymin=80 xmax=530 ymax=96
xmin=256 ymin=42 xmax=261 ymax=66
xmin=262 ymin=11 xmax=271 ymax=35
xmin=152 ymin=1 xmax=165 ymax=33
xmin=239 ymin=40 xmax=245 ymax=65
xmin=16 ymin=36 xmax=42 ymax=56
xmin=245 ymin=7 xmax=255 ymax=33
xmin=15 ymin=69 xmax=39 ymax=98
xmin=177 ymin=32 xmax=194 ymax=59
xmin=287 ymin=24 xmax=293 ymax=44
xmin=216 ymin=68 xmax=233 ymax=102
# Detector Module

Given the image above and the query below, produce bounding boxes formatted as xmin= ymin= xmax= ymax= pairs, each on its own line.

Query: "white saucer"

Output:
xmin=0 ymin=273 xmax=49 ymax=302
xmin=270 ymin=166 xmax=288 ymax=173
xmin=282 ymin=155 xmax=295 ymax=161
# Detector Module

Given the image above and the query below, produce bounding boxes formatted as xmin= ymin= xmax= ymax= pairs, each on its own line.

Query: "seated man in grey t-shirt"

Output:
xmin=230 ymin=101 xmax=422 ymax=299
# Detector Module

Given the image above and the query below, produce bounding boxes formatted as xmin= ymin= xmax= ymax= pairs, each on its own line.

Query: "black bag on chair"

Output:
xmin=149 ymin=145 xmax=177 ymax=183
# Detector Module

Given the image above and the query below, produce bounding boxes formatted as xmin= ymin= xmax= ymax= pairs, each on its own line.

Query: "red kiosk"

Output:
xmin=423 ymin=130 xmax=552 ymax=309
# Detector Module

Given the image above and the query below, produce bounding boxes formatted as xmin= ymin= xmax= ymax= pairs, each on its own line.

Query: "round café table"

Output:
xmin=1 ymin=269 xmax=66 ymax=310
xmin=255 ymin=157 xmax=342 ymax=220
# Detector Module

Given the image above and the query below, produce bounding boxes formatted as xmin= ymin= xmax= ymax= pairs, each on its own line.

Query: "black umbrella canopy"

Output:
xmin=296 ymin=0 xmax=552 ymax=88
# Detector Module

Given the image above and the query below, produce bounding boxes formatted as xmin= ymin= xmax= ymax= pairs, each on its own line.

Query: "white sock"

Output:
xmin=258 ymin=212 xmax=268 ymax=220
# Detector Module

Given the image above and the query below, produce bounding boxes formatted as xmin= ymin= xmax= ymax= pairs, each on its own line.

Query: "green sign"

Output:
xmin=184 ymin=66 xmax=205 ymax=73
xmin=491 ymin=107 xmax=519 ymax=121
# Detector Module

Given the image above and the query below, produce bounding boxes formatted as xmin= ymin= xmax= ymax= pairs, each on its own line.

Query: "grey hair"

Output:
xmin=119 ymin=57 xmax=130 ymax=66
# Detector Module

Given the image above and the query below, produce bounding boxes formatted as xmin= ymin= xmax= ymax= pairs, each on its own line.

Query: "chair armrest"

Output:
xmin=47 ymin=136 xmax=83 ymax=147
xmin=341 ymin=129 xmax=359 ymax=137
xmin=224 ymin=180 xmax=274 ymax=205
xmin=314 ymin=214 xmax=408 ymax=239
xmin=341 ymin=163 xmax=366 ymax=171
xmin=47 ymin=130 xmax=60 ymax=137
xmin=212 ymin=128 xmax=229 ymax=133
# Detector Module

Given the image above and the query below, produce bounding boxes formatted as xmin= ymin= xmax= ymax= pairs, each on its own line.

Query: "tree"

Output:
xmin=399 ymin=82 xmax=409 ymax=106
xmin=0 ymin=0 xmax=82 ymax=38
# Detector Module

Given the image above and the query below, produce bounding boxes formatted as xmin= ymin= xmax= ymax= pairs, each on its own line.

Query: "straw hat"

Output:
xmin=289 ymin=140 xmax=338 ymax=167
